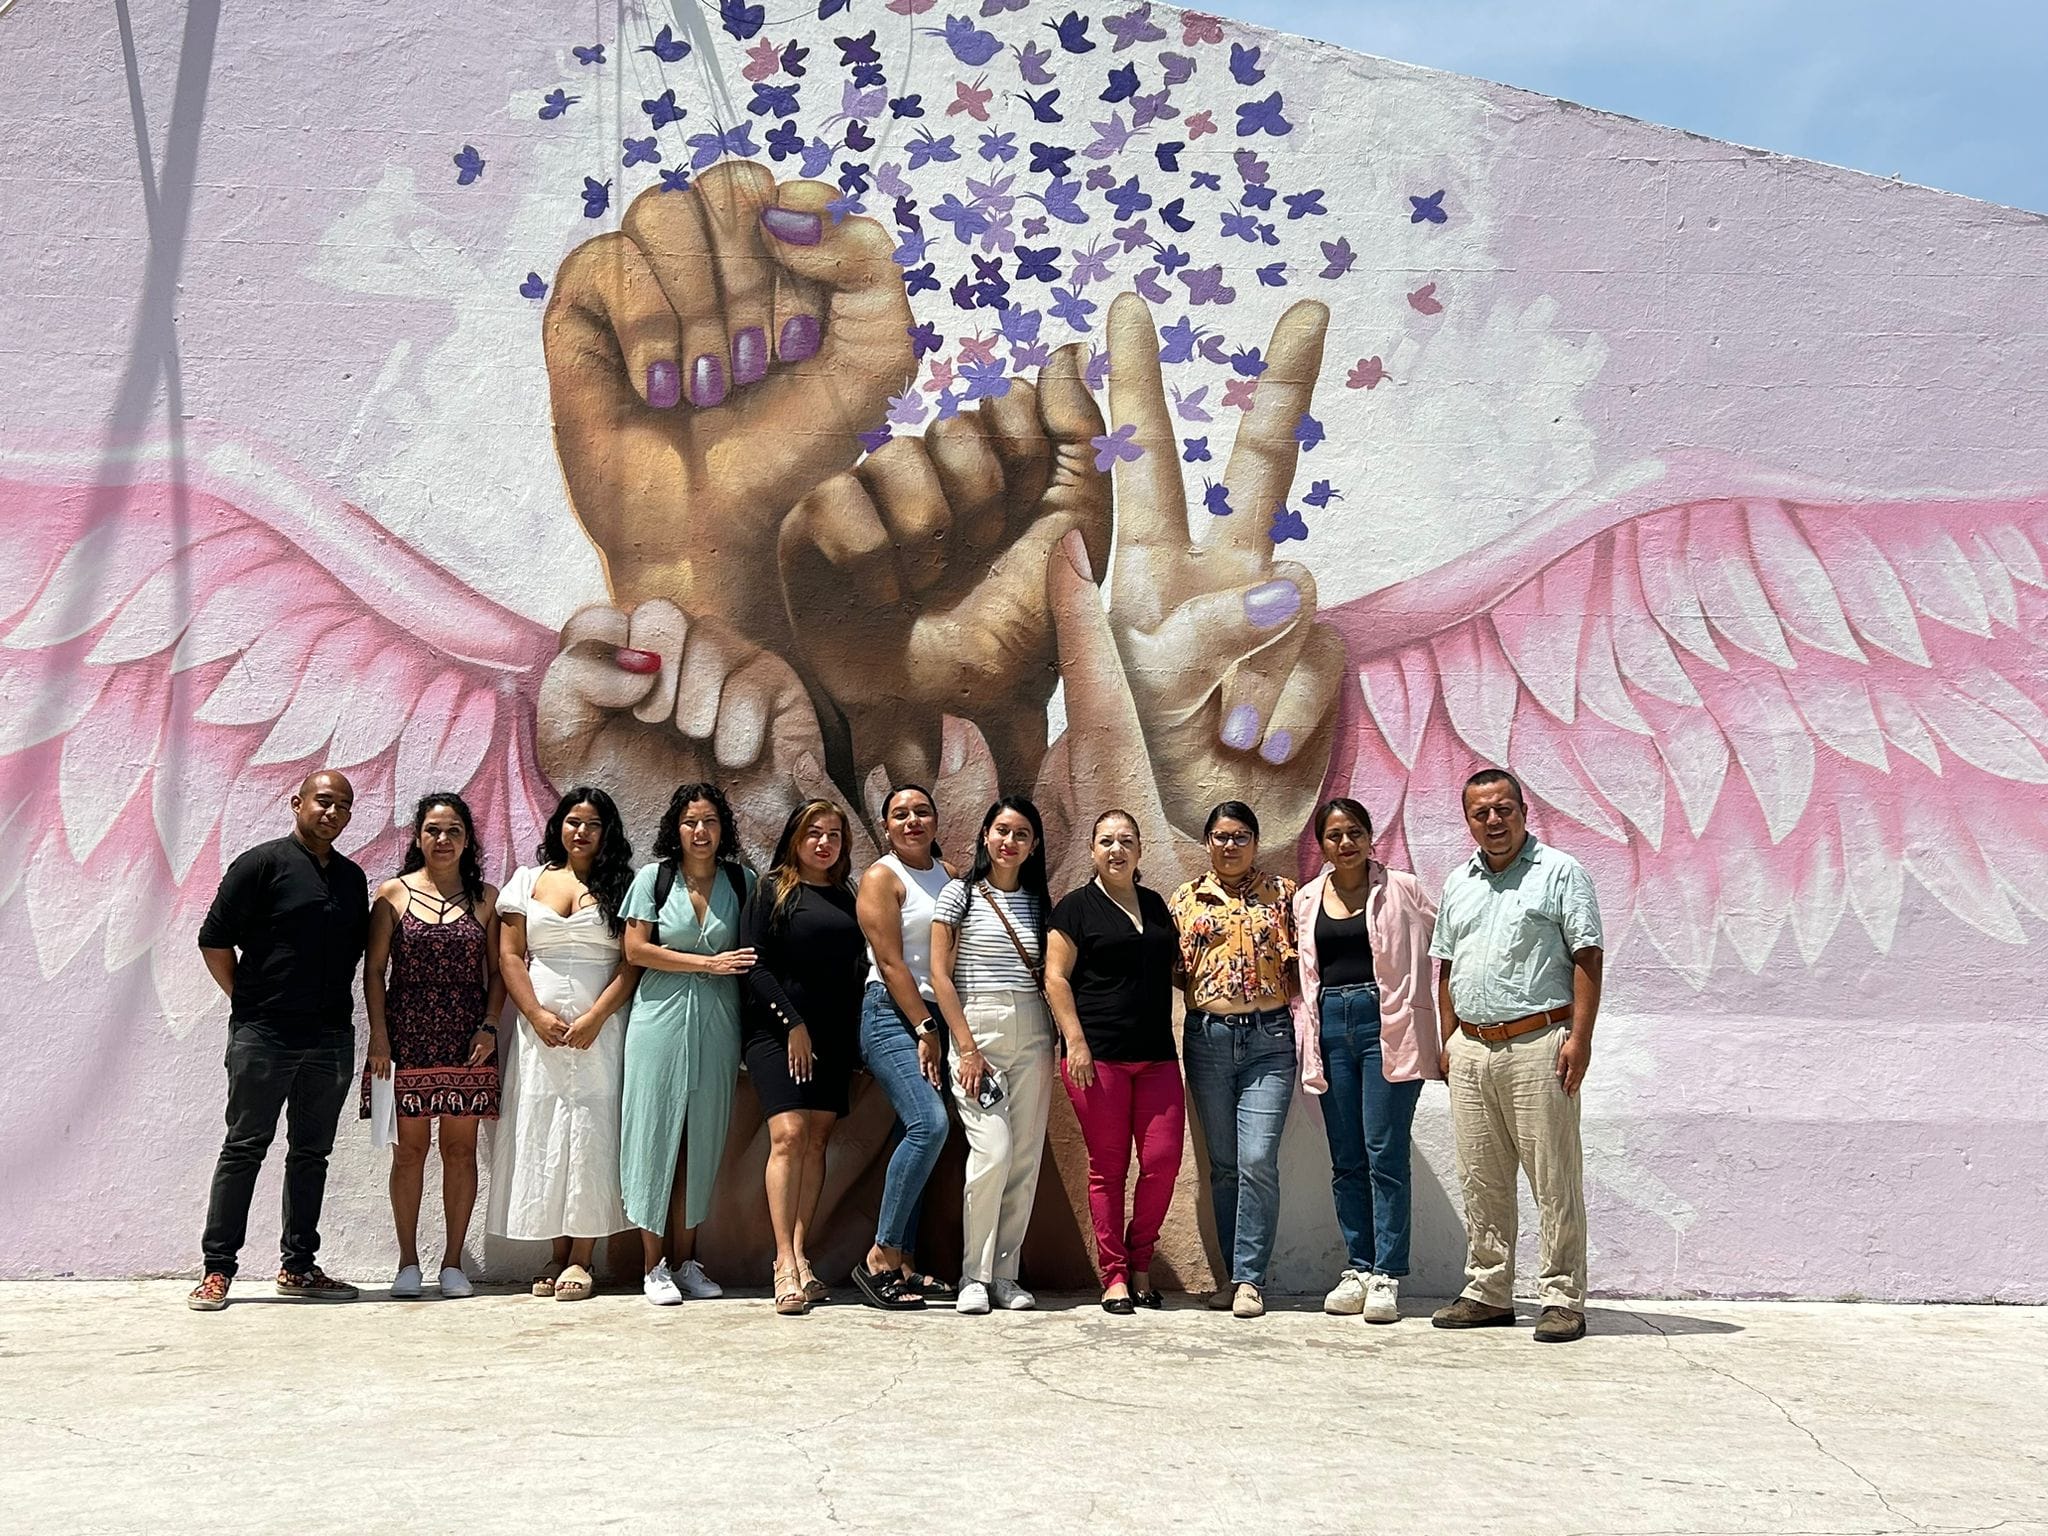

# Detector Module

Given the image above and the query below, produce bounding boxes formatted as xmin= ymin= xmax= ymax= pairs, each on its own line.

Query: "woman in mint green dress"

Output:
xmin=619 ymin=782 xmax=755 ymax=1306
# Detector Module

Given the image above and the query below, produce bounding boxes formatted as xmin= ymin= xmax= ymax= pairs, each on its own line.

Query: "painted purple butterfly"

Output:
xmin=622 ymin=137 xmax=661 ymax=167
xmin=721 ymin=0 xmax=765 ymax=42
xmin=1284 ymin=188 xmax=1326 ymax=219
xmin=1105 ymin=3 xmax=1167 ymax=51
xmin=580 ymin=176 xmax=610 ymax=217
xmin=1013 ymin=41 xmax=1055 ymax=85
xmin=1255 ymin=262 xmax=1287 ymax=287
xmin=453 ymin=144 xmax=485 ymax=185
xmin=1134 ymin=267 xmax=1169 ymax=303
xmin=750 ymin=82 xmax=800 ymax=118
xmin=1155 ymin=141 xmax=1184 ymax=172
xmin=1294 ymin=412 xmax=1324 ymax=450
xmin=518 ymin=272 xmax=547 ymax=299
xmin=1270 ymin=505 xmax=1308 ymax=543
xmin=927 ymin=15 xmax=1002 ymax=66
xmin=687 ymin=124 xmax=759 ymax=169
xmin=1410 ymin=189 xmax=1447 ymax=224
xmin=643 ymin=89 xmax=684 ymax=129
xmin=1019 ymin=87 xmax=1063 ymax=124
xmin=1237 ymin=93 xmax=1292 ymax=138
xmin=1102 ymin=63 xmax=1140 ymax=104
xmin=641 ymin=25 xmax=689 ymax=62
xmin=1229 ymin=42 xmax=1264 ymax=85
xmin=572 ymin=44 xmax=605 ymax=65
xmin=1159 ymin=52 xmax=1196 ymax=86
xmin=1048 ymin=10 xmax=1094 ymax=53
xmin=1319 ymin=237 xmax=1357 ymax=278
xmin=1303 ymin=480 xmax=1342 ymax=508
xmin=539 ymin=88 xmax=577 ymax=121
xmin=1180 ymin=264 xmax=1235 ymax=305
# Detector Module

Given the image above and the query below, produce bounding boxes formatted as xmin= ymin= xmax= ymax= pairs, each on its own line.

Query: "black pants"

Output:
xmin=200 ymin=1030 xmax=356 ymax=1278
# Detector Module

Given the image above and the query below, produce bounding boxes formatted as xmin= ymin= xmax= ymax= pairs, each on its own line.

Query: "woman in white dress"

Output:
xmin=487 ymin=786 xmax=639 ymax=1301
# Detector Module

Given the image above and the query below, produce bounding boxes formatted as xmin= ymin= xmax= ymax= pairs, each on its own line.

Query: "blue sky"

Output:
xmin=1211 ymin=0 xmax=2047 ymax=214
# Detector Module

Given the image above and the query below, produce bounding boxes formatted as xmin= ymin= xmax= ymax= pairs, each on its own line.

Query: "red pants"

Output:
xmin=1061 ymin=1058 xmax=1186 ymax=1287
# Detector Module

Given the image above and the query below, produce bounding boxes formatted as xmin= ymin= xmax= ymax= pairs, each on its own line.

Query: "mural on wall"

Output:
xmin=4 ymin=0 xmax=2047 ymax=1293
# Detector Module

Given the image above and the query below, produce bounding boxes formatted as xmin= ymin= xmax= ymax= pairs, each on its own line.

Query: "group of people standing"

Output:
xmin=191 ymin=763 xmax=1603 ymax=1342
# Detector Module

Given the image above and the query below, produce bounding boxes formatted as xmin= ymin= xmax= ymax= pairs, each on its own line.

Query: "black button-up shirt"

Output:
xmin=197 ymin=836 xmax=370 ymax=1043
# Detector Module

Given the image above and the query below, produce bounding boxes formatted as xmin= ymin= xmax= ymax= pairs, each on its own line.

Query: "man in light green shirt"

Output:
xmin=1428 ymin=769 xmax=1603 ymax=1343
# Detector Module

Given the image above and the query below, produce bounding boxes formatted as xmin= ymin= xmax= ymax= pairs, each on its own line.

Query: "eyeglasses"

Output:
xmin=1467 ymin=805 xmax=1520 ymax=823
xmin=1209 ymin=831 xmax=1253 ymax=848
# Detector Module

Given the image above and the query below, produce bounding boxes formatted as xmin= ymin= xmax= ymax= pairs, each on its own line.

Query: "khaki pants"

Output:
xmin=949 ymin=990 xmax=1056 ymax=1285
xmin=1447 ymin=1023 xmax=1587 ymax=1310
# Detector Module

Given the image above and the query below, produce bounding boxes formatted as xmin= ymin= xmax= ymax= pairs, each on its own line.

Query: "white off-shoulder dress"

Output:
xmin=487 ymin=866 xmax=629 ymax=1240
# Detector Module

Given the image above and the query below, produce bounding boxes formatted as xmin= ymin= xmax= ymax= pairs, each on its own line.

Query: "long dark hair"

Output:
xmin=651 ymin=781 xmax=747 ymax=871
xmin=537 ymin=786 xmax=633 ymax=937
xmin=963 ymin=795 xmax=1050 ymax=931
xmin=766 ymin=799 xmax=853 ymax=930
xmin=399 ymin=792 xmax=485 ymax=905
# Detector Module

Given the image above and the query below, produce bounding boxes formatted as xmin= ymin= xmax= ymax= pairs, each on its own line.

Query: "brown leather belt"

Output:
xmin=1459 ymin=1005 xmax=1572 ymax=1045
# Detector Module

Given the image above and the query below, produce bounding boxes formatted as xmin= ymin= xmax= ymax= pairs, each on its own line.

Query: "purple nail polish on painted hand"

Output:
xmin=1223 ymin=704 xmax=1261 ymax=752
xmin=646 ymin=360 xmax=681 ymax=410
xmin=1243 ymin=579 xmax=1301 ymax=629
xmin=1259 ymin=729 xmax=1294 ymax=765
xmin=779 ymin=314 xmax=821 ymax=362
xmin=688 ymin=354 xmax=727 ymax=408
xmin=732 ymin=327 xmax=768 ymax=386
xmin=760 ymin=207 xmax=822 ymax=246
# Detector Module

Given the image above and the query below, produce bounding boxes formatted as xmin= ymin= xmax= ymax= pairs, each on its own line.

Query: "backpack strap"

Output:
xmin=650 ymin=860 xmax=678 ymax=947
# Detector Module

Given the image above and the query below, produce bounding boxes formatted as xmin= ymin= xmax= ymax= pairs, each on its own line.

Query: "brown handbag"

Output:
xmin=977 ymin=881 xmax=1046 ymax=996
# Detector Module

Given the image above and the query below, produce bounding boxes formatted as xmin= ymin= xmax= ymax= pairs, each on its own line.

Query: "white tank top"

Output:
xmin=865 ymin=853 xmax=951 ymax=1000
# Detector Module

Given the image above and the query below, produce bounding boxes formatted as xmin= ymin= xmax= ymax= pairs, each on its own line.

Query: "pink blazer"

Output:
xmin=1291 ymin=863 xmax=1442 ymax=1092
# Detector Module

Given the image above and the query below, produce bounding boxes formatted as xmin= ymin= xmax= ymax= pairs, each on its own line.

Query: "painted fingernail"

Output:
xmin=1222 ymin=704 xmax=1261 ymax=751
xmin=614 ymin=647 xmax=662 ymax=675
xmin=779 ymin=314 xmax=820 ymax=361
xmin=1260 ymin=729 xmax=1294 ymax=765
xmin=760 ymin=207 xmax=823 ymax=245
xmin=646 ymin=360 xmax=681 ymax=409
xmin=688 ymin=354 xmax=727 ymax=408
xmin=732 ymin=326 xmax=768 ymax=385
xmin=1244 ymin=579 xmax=1301 ymax=629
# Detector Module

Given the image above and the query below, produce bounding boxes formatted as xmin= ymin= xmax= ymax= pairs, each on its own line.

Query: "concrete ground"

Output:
xmin=2 ymin=1283 xmax=2043 ymax=1536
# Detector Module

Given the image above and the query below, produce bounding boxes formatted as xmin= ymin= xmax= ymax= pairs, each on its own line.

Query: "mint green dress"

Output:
xmin=618 ymin=864 xmax=750 ymax=1233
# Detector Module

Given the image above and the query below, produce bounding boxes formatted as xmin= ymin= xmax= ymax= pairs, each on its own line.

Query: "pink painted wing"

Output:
xmin=0 ymin=446 xmax=559 ymax=1032
xmin=1322 ymin=453 xmax=2048 ymax=982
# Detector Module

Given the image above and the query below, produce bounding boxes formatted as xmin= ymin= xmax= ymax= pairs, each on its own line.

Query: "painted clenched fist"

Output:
xmin=775 ymin=343 xmax=1112 ymax=795
xmin=543 ymin=162 xmax=915 ymax=648
xmin=535 ymin=599 xmax=846 ymax=868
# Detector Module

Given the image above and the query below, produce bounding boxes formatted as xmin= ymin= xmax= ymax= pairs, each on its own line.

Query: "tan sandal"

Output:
xmin=797 ymin=1261 xmax=830 ymax=1306
xmin=531 ymin=1261 xmax=563 ymax=1298
xmin=774 ymin=1265 xmax=809 ymax=1316
xmin=554 ymin=1263 xmax=594 ymax=1302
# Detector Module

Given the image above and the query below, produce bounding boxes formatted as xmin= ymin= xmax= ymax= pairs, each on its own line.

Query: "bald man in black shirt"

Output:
xmin=188 ymin=770 xmax=370 ymax=1310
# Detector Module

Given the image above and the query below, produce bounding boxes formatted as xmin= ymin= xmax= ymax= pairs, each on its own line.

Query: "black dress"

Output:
xmin=741 ymin=879 xmax=866 ymax=1117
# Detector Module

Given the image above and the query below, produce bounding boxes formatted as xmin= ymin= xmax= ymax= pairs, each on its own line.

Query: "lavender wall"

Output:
xmin=3 ymin=0 xmax=2044 ymax=1299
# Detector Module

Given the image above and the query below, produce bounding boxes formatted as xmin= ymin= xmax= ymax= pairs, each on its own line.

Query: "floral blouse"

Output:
xmin=1168 ymin=870 xmax=1299 ymax=1010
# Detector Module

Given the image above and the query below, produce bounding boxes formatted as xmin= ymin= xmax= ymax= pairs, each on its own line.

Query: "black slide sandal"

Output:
xmin=852 ymin=1264 xmax=927 ymax=1310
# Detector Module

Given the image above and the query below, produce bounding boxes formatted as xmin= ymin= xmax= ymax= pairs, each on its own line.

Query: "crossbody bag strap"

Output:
xmin=978 ymin=881 xmax=1045 ymax=992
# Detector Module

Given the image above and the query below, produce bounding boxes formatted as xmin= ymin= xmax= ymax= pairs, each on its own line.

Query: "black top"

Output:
xmin=196 ymin=836 xmax=370 ymax=1043
xmin=741 ymin=880 xmax=866 ymax=1045
xmin=1314 ymin=899 xmax=1375 ymax=990
xmin=1049 ymin=881 xmax=1179 ymax=1062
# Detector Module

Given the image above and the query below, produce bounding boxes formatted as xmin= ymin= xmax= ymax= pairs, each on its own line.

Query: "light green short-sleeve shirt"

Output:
xmin=1430 ymin=836 xmax=1602 ymax=1025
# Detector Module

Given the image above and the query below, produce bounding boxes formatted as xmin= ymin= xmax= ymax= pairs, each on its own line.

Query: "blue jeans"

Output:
xmin=1183 ymin=1007 xmax=1296 ymax=1288
xmin=1318 ymin=983 xmax=1424 ymax=1276
xmin=858 ymin=982 xmax=949 ymax=1254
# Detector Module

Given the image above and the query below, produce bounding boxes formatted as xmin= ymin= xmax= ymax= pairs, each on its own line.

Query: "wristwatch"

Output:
xmin=912 ymin=1017 xmax=939 ymax=1040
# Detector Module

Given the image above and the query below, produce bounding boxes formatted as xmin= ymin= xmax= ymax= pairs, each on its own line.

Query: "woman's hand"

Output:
xmin=466 ymin=1028 xmax=497 ymax=1067
xmin=787 ymin=1023 xmax=814 ymax=1084
xmin=706 ymin=947 xmax=758 ymax=976
xmin=528 ymin=1008 xmax=570 ymax=1047
xmin=563 ymin=1012 xmax=604 ymax=1051
xmin=955 ymin=1044 xmax=989 ymax=1098
xmin=916 ymin=1031 xmax=943 ymax=1090
xmin=1064 ymin=1042 xmax=1097 ymax=1091
xmin=367 ymin=1032 xmax=393 ymax=1080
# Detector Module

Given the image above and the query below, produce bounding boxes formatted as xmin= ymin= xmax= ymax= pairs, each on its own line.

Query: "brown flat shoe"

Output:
xmin=1432 ymin=1297 xmax=1516 ymax=1329
xmin=1534 ymin=1306 xmax=1586 ymax=1343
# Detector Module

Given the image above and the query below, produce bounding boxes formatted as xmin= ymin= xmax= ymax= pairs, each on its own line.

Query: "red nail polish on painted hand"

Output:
xmin=614 ymin=648 xmax=661 ymax=674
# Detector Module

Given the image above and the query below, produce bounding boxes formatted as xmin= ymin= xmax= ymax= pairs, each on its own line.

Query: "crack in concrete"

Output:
xmin=1624 ymin=1305 xmax=1927 ymax=1532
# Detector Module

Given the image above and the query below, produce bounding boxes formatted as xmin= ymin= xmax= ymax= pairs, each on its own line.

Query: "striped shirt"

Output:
xmin=932 ymin=878 xmax=1045 ymax=994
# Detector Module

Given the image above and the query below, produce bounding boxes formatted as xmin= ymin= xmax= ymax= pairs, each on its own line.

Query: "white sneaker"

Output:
xmin=992 ymin=1279 xmax=1036 ymax=1311
xmin=642 ymin=1261 xmax=683 ymax=1306
xmin=673 ymin=1259 xmax=723 ymax=1299
xmin=1324 ymin=1267 xmax=1368 ymax=1316
xmin=956 ymin=1280 xmax=991 ymax=1315
xmin=437 ymin=1266 xmax=474 ymax=1299
xmin=391 ymin=1264 xmax=423 ymax=1299
xmin=1363 ymin=1273 xmax=1401 ymax=1324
